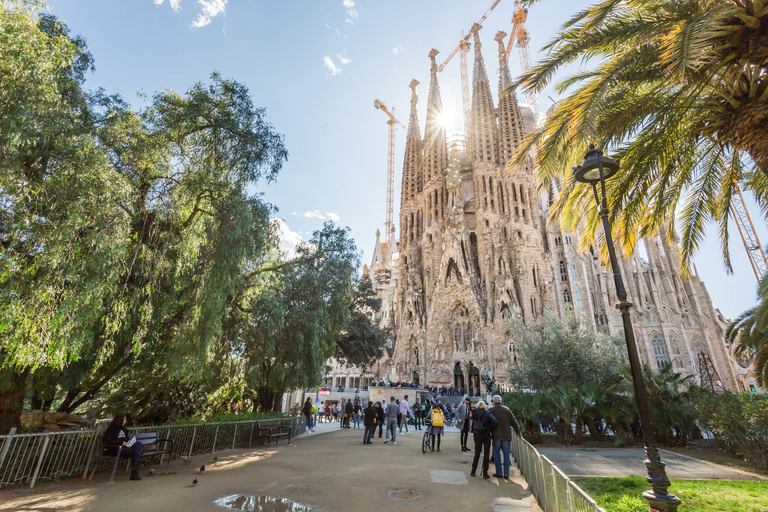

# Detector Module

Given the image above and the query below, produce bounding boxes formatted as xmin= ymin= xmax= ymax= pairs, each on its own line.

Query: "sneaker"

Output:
xmin=393 ymin=441 xmax=397 ymax=444
xmin=384 ymin=439 xmax=389 ymax=443
xmin=129 ymin=471 xmax=142 ymax=481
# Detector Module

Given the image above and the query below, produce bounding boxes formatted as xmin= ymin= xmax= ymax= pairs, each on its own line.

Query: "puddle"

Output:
xmin=215 ymin=495 xmax=314 ymax=511
xmin=387 ymin=489 xmax=422 ymax=501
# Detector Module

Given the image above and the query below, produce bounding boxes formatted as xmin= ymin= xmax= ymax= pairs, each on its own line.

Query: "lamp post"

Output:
xmin=573 ymin=145 xmax=681 ymax=512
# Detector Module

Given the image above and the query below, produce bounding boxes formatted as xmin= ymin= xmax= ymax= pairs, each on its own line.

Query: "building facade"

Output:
xmin=328 ymin=25 xmax=742 ymax=394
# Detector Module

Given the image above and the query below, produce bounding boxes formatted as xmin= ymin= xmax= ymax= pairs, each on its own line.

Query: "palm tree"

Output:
xmin=726 ymin=274 xmax=768 ymax=386
xmin=510 ymin=0 xmax=768 ymax=272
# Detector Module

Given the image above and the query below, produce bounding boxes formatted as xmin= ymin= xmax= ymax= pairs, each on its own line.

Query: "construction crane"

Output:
xmin=731 ymin=179 xmax=768 ymax=282
xmin=505 ymin=1 xmax=538 ymax=114
xmin=373 ymin=99 xmax=405 ymax=242
xmin=437 ymin=0 xmax=503 ymax=152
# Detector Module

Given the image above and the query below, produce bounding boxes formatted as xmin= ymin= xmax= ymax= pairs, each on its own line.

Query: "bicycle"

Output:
xmin=422 ymin=423 xmax=433 ymax=453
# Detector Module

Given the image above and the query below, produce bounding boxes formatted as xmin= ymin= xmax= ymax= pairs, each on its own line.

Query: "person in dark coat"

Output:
xmin=363 ymin=401 xmax=376 ymax=444
xmin=489 ymin=394 xmax=522 ymax=479
xmin=302 ymin=397 xmax=314 ymax=432
xmin=103 ymin=413 xmax=143 ymax=481
xmin=374 ymin=401 xmax=385 ymax=438
xmin=470 ymin=401 xmax=497 ymax=479
xmin=344 ymin=400 xmax=354 ymax=428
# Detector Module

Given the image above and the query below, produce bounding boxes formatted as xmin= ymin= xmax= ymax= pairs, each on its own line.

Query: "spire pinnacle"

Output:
xmin=495 ymin=30 xmax=513 ymax=90
xmin=408 ymin=79 xmax=421 ymax=139
xmin=424 ymin=48 xmax=447 ymax=181
xmin=471 ymin=23 xmax=489 ymax=84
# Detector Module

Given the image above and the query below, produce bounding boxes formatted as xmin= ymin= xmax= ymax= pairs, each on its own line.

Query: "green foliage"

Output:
xmin=727 ymin=274 xmax=768 ymax=387
xmin=695 ymin=391 xmax=768 ymax=470
xmin=508 ymin=309 xmax=625 ymax=391
xmin=575 ymin=476 xmax=768 ymax=512
xmin=162 ymin=411 xmax=285 ymax=426
xmin=335 ymin=274 xmax=389 ymax=370
xmin=510 ymin=0 xmax=768 ymax=273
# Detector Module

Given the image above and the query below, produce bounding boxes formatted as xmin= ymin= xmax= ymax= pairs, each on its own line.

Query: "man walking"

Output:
xmin=344 ymin=399 xmax=354 ymax=428
xmin=489 ymin=395 xmax=522 ymax=479
xmin=456 ymin=397 xmax=471 ymax=451
xmin=412 ymin=399 xmax=422 ymax=430
xmin=399 ymin=395 xmax=411 ymax=434
xmin=363 ymin=401 xmax=376 ymax=444
xmin=383 ymin=396 xmax=399 ymax=444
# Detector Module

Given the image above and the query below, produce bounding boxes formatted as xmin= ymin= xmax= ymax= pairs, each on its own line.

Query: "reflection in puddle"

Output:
xmin=215 ymin=495 xmax=314 ymax=512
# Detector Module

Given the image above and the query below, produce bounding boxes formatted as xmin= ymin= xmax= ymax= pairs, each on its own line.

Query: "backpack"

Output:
xmin=472 ymin=411 xmax=497 ymax=436
xmin=431 ymin=409 xmax=444 ymax=427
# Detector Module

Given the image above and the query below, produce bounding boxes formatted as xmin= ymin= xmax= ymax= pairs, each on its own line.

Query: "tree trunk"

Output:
xmin=257 ymin=387 xmax=277 ymax=412
xmin=0 ymin=367 xmax=29 ymax=435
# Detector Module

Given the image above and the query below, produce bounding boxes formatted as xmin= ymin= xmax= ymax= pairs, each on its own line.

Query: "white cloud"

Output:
xmin=337 ymin=51 xmax=351 ymax=65
xmin=272 ymin=218 xmax=303 ymax=257
xmin=302 ymin=210 xmax=326 ymax=219
xmin=345 ymin=18 xmax=354 ymax=24
xmin=326 ymin=212 xmax=340 ymax=221
xmin=192 ymin=0 xmax=227 ymax=27
xmin=155 ymin=0 xmax=182 ymax=11
xmin=324 ymin=56 xmax=342 ymax=76
xmin=342 ymin=0 xmax=358 ymax=18
xmin=392 ymin=45 xmax=404 ymax=55
xmin=292 ymin=210 xmax=341 ymax=221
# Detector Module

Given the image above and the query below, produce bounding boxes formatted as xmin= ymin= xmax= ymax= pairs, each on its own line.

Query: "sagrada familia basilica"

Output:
xmin=325 ymin=24 xmax=758 ymax=396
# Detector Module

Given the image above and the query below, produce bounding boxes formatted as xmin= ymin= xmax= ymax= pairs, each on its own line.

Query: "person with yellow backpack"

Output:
xmin=426 ymin=402 xmax=445 ymax=452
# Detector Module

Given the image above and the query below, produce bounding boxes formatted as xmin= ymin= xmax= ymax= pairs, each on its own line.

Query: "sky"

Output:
xmin=48 ymin=0 xmax=765 ymax=320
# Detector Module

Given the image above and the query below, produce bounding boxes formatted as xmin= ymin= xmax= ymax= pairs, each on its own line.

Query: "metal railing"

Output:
xmin=511 ymin=435 xmax=606 ymax=512
xmin=0 ymin=416 xmax=306 ymax=489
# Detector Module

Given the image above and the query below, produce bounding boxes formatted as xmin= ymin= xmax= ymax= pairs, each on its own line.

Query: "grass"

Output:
xmin=574 ymin=476 xmax=768 ymax=512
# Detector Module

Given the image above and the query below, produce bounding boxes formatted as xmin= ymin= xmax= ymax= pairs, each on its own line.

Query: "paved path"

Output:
xmin=1 ymin=427 xmax=538 ymax=512
xmin=537 ymin=447 xmax=764 ymax=480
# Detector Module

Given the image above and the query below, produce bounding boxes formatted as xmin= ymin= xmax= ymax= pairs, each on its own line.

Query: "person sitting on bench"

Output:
xmin=104 ymin=413 xmax=143 ymax=481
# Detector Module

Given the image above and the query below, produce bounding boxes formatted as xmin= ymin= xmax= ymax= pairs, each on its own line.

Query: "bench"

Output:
xmin=258 ymin=421 xmax=291 ymax=447
xmin=86 ymin=432 xmax=174 ymax=481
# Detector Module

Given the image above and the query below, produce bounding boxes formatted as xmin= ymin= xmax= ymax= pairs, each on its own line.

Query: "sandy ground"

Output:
xmin=1 ymin=427 xmax=535 ymax=512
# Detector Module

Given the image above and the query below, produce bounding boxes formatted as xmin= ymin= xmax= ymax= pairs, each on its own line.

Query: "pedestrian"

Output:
xmin=399 ymin=395 xmax=411 ymax=434
xmin=489 ymin=395 xmax=522 ymax=479
xmin=383 ymin=396 xmax=399 ymax=444
xmin=470 ymin=400 xmax=497 ymax=479
xmin=339 ymin=399 xmax=346 ymax=428
xmin=412 ymin=399 xmax=422 ymax=430
xmin=456 ymin=397 xmax=471 ymax=452
xmin=344 ymin=399 xmax=354 ymax=428
xmin=426 ymin=402 xmax=445 ymax=452
xmin=375 ymin=401 xmax=385 ymax=438
xmin=104 ymin=413 xmax=143 ymax=481
xmin=363 ymin=400 xmax=376 ymax=444
xmin=353 ymin=401 xmax=362 ymax=429
xmin=302 ymin=397 xmax=314 ymax=432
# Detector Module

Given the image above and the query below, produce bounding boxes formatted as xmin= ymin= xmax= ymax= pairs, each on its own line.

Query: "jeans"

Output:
xmin=493 ymin=439 xmax=511 ymax=477
xmin=472 ymin=435 xmax=491 ymax=475
xmin=386 ymin=418 xmax=397 ymax=442
xmin=413 ymin=415 xmax=421 ymax=430
xmin=111 ymin=442 xmax=143 ymax=468
xmin=376 ymin=420 xmax=383 ymax=437
xmin=364 ymin=425 xmax=374 ymax=443
xmin=399 ymin=415 xmax=408 ymax=433
xmin=353 ymin=413 xmax=361 ymax=428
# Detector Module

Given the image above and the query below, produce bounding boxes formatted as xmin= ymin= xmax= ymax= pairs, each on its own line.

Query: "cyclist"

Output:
xmin=425 ymin=402 xmax=445 ymax=452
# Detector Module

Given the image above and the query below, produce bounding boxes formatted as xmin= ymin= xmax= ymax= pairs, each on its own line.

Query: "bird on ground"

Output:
xmin=200 ymin=464 xmax=205 ymax=473
xmin=148 ymin=469 xmax=155 ymax=476
xmin=192 ymin=478 xmax=198 ymax=486
xmin=213 ymin=456 xmax=218 ymax=462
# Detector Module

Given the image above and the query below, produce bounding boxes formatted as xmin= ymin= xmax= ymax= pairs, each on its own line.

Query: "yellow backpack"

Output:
xmin=431 ymin=408 xmax=444 ymax=427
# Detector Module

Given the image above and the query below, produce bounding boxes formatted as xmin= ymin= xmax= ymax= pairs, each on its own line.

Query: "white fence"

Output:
xmin=0 ymin=416 xmax=306 ymax=489
xmin=511 ymin=435 xmax=606 ymax=512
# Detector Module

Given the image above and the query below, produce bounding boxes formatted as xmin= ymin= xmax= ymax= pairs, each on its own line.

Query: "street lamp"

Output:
xmin=573 ymin=145 xmax=681 ymax=512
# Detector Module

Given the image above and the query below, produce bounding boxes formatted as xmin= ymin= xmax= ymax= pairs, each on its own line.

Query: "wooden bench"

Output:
xmin=86 ymin=432 xmax=174 ymax=481
xmin=258 ymin=421 xmax=291 ymax=447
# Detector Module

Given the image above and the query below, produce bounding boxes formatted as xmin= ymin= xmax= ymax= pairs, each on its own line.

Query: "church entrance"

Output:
xmin=453 ymin=362 xmax=464 ymax=389
xmin=469 ymin=363 xmax=480 ymax=396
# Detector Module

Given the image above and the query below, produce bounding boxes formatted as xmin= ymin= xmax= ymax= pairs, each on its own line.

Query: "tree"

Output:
xmin=510 ymin=0 xmax=768 ymax=272
xmin=508 ymin=309 xmax=625 ymax=391
xmin=335 ymin=274 xmax=390 ymax=370
xmin=221 ymin=222 xmax=360 ymax=411
xmin=726 ymin=274 xmax=768 ymax=387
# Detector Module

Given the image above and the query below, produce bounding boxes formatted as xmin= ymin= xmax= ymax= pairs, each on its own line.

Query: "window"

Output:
xmin=559 ymin=260 xmax=568 ymax=282
xmin=669 ymin=335 xmax=684 ymax=368
xmin=565 ymin=236 xmax=572 ymax=246
xmin=570 ymin=259 xmax=578 ymax=279
xmin=563 ymin=289 xmax=571 ymax=303
xmin=573 ymin=285 xmax=583 ymax=308
xmin=651 ymin=333 xmax=671 ymax=369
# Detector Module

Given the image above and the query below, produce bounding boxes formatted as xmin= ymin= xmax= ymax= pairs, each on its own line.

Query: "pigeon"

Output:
xmin=148 ymin=469 xmax=155 ymax=476
xmin=213 ymin=456 xmax=218 ymax=462
xmin=192 ymin=478 xmax=198 ymax=486
xmin=199 ymin=464 xmax=205 ymax=473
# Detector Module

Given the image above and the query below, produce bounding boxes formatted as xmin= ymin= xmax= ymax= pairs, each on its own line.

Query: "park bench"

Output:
xmin=258 ymin=421 xmax=291 ymax=447
xmin=86 ymin=432 xmax=174 ymax=482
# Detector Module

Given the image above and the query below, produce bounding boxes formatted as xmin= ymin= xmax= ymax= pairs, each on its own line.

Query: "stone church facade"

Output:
xmin=335 ymin=25 xmax=743 ymax=395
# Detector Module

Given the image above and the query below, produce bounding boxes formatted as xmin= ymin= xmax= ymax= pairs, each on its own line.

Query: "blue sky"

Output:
xmin=49 ymin=0 xmax=764 ymax=319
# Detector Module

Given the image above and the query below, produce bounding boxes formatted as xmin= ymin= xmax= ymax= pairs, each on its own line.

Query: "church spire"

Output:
xmin=470 ymin=24 xmax=499 ymax=164
xmin=495 ymin=30 xmax=526 ymax=164
xmin=401 ymin=79 xmax=423 ymax=207
xmin=424 ymin=49 xmax=447 ymax=183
